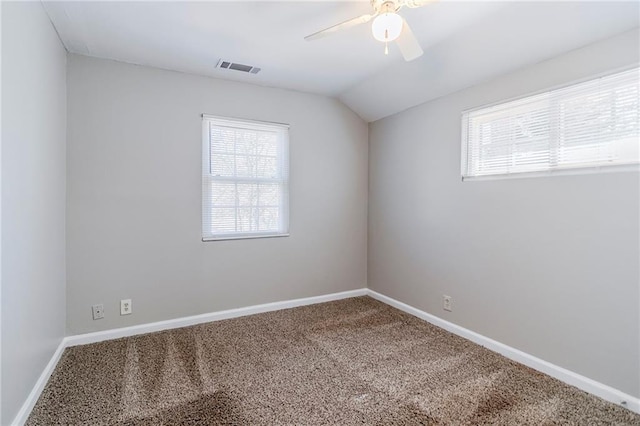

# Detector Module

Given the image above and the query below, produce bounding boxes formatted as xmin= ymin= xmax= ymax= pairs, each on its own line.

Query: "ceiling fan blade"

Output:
xmin=395 ymin=19 xmax=424 ymax=61
xmin=305 ymin=14 xmax=375 ymax=41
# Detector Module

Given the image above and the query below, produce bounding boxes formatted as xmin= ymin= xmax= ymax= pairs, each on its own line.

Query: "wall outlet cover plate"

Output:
xmin=92 ymin=304 xmax=104 ymax=320
xmin=120 ymin=299 xmax=132 ymax=315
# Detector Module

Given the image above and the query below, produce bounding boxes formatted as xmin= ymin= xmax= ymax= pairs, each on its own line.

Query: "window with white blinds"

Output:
xmin=202 ymin=115 xmax=289 ymax=241
xmin=462 ymin=67 xmax=640 ymax=180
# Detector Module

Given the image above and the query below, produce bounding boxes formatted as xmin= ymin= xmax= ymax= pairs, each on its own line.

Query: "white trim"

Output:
xmin=201 ymin=113 xmax=290 ymax=130
xmin=11 ymin=339 xmax=66 ymax=426
xmin=459 ymin=65 xmax=640 ymax=181
xmin=366 ymin=289 xmax=640 ymax=414
xmin=65 ymin=288 xmax=367 ymax=347
xmin=202 ymin=233 xmax=290 ymax=242
xmin=461 ymin=163 xmax=640 ymax=182
xmin=13 ymin=288 xmax=367 ymax=425
xmin=201 ymin=114 xmax=290 ymax=241
xmin=12 ymin=287 xmax=638 ymax=425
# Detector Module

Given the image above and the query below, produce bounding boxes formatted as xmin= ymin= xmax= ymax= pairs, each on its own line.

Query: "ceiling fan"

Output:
xmin=304 ymin=0 xmax=433 ymax=61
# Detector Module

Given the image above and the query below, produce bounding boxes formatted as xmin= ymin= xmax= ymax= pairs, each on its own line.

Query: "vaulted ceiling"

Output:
xmin=43 ymin=1 xmax=639 ymax=122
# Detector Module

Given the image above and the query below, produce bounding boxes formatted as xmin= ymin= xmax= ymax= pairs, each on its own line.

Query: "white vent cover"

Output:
xmin=216 ymin=59 xmax=261 ymax=74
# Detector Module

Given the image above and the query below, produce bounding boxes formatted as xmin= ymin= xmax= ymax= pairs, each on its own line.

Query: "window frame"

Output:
xmin=201 ymin=114 xmax=290 ymax=242
xmin=461 ymin=65 xmax=640 ymax=182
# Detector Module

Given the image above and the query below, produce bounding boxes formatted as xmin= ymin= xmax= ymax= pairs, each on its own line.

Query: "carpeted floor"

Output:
xmin=28 ymin=296 xmax=639 ymax=425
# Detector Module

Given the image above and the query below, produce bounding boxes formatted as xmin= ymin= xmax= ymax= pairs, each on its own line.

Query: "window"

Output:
xmin=202 ymin=115 xmax=289 ymax=241
xmin=462 ymin=67 xmax=639 ymax=180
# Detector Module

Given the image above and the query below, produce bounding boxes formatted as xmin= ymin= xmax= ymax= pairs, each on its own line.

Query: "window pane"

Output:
xmin=210 ymin=181 xmax=236 ymax=206
xmin=203 ymin=116 xmax=289 ymax=240
xmin=258 ymin=207 xmax=280 ymax=232
xmin=236 ymin=207 xmax=254 ymax=232
xmin=210 ymin=126 xmax=236 ymax=153
xmin=210 ymin=208 xmax=236 ymax=234
xmin=211 ymin=154 xmax=235 ymax=177
xmin=210 ymin=130 xmax=281 ymax=179
xmin=463 ymin=67 xmax=640 ymax=179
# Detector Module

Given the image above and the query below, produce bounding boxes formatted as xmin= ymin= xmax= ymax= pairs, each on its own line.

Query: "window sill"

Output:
xmin=202 ymin=233 xmax=290 ymax=242
xmin=462 ymin=163 xmax=640 ymax=182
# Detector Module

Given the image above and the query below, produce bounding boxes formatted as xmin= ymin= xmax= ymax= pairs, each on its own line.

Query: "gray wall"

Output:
xmin=368 ymin=29 xmax=640 ymax=398
xmin=66 ymin=55 xmax=368 ymax=335
xmin=1 ymin=2 xmax=67 ymax=424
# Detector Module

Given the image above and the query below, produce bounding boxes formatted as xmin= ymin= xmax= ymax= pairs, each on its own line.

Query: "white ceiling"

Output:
xmin=43 ymin=1 xmax=639 ymax=122
xmin=341 ymin=1 xmax=640 ymax=121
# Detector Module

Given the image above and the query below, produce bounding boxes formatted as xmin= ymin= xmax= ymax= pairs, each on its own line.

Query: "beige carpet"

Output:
xmin=27 ymin=297 xmax=639 ymax=425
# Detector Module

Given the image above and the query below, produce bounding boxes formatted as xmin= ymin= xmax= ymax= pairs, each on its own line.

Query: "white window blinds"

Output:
xmin=462 ymin=67 xmax=640 ymax=180
xmin=202 ymin=115 xmax=289 ymax=241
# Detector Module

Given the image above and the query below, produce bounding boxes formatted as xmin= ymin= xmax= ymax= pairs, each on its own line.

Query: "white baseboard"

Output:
xmin=11 ymin=338 xmax=67 ymax=426
xmin=65 ymin=288 xmax=368 ymax=347
xmin=366 ymin=289 xmax=640 ymax=414
xmin=12 ymin=288 xmax=367 ymax=425
xmin=12 ymin=286 xmax=638 ymax=425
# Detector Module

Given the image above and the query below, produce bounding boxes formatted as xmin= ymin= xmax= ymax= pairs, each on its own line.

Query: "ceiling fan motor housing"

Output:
xmin=373 ymin=0 xmax=403 ymax=14
xmin=306 ymin=0 xmax=425 ymax=62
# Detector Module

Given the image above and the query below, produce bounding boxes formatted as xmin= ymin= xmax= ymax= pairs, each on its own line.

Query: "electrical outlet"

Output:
xmin=120 ymin=299 xmax=132 ymax=315
xmin=92 ymin=304 xmax=104 ymax=320
xmin=443 ymin=295 xmax=452 ymax=312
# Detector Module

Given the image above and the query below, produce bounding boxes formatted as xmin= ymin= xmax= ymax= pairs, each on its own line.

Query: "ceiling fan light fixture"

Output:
xmin=371 ymin=12 xmax=403 ymax=42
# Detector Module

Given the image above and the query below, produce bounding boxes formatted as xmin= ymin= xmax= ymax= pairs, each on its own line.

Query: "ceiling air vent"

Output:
xmin=216 ymin=59 xmax=261 ymax=75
